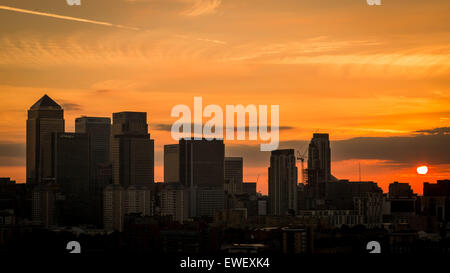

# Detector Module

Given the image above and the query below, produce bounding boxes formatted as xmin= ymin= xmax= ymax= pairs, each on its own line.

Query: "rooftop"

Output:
xmin=30 ymin=94 xmax=62 ymax=110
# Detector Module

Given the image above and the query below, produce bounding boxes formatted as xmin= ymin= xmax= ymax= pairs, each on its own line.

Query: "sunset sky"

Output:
xmin=0 ymin=0 xmax=449 ymax=194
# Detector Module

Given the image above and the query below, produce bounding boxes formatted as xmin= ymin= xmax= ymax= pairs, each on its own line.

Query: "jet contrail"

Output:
xmin=0 ymin=5 xmax=140 ymax=30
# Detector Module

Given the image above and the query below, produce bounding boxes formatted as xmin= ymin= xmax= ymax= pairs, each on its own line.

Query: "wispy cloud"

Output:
xmin=415 ymin=127 xmax=450 ymax=135
xmin=0 ymin=5 xmax=140 ymax=30
xmin=181 ymin=0 xmax=222 ymax=16
xmin=153 ymin=123 xmax=293 ymax=132
xmin=226 ymin=38 xmax=450 ymax=71
xmin=60 ymin=102 xmax=83 ymax=111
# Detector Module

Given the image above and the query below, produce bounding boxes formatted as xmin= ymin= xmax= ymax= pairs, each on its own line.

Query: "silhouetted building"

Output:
xmin=423 ymin=180 xmax=450 ymax=197
xmin=385 ymin=182 xmax=416 ymax=221
xmin=243 ymin=182 xmax=257 ymax=196
xmin=420 ymin=180 xmax=450 ymax=222
xmin=164 ymin=144 xmax=179 ymax=183
xmin=160 ymin=183 xmax=189 ymax=223
xmin=111 ymin=112 xmax=154 ymax=189
xmin=27 ymin=94 xmax=64 ymax=184
xmin=215 ymin=208 xmax=247 ymax=227
xmin=389 ymin=181 xmax=414 ymax=198
xmin=52 ymin=132 xmax=90 ymax=225
xmin=75 ymin=116 xmax=111 ymax=227
xmin=268 ymin=149 xmax=298 ymax=215
xmin=179 ymin=139 xmax=225 ymax=217
xmin=282 ymin=227 xmax=312 ymax=254
xmin=103 ymin=183 xmax=124 ymax=231
xmin=75 ymin=116 xmax=111 ymax=177
xmin=0 ymin=178 xmax=29 ymax=220
xmin=229 ymin=193 xmax=258 ymax=217
xmin=179 ymin=139 xmax=224 ymax=188
xmin=258 ymin=198 xmax=268 ymax=216
xmin=224 ymin=157 xmax=243 ymax=194
xmin=307 ymin=133 xmax=332 ymax=198
xmin=92 ymin=163 xmax=113 ymax=227
xmin=325 ymin=180 xmax=382 ymax=208
xmin=196 ymin=187 xmax=225 ymax=217
xmin=125 ymin=186 xmax=152 ymax=216
xmin=32 ymin=184 xmax=60 ymax=227
xmin=0 ymin=209 xmax=14 ymax=226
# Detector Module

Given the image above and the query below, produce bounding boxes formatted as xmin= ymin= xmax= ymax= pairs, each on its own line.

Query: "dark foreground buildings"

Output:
xmin=1 ymin=94 xmax=449 ymax=255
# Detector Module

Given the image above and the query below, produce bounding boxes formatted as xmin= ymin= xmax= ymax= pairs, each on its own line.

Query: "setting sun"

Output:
xmin=417 ymin=165 xmax=429 ymax=175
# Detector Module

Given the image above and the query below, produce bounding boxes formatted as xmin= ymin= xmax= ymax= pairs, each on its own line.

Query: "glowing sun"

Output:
xmin=417 ymin=165 xmax=428 ymax=175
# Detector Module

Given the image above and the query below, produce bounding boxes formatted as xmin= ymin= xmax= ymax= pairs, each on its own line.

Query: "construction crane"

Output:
xmin=256 ymin=174 xmax=261 ymax=195
xmin=296 ymin=146 xmax=308 ymax=184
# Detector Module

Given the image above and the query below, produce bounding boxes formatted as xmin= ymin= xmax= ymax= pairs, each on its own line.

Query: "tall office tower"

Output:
xmin=53 ymin=132 xmax=90 ymax=225
xmin=307 ymin=133 xmax=331 ymax=198
xmin=179 ymin=139 xmax=225 ymax=188
xmin=75 ymin=116 xmax=111 ymax=179
xmin=124 ymin=186 xmax=152 ymax=216
xmin=224 ymin=157 xmax=243 ymax=195
xmin=103 ymin=183 xmax=124 ymax=231
xmin=27 ymin=94 xmax=65 ymax=184
xmin=179 ymin=139 xmax=225 ymax=217
xmin=111 ymin=112 xmax=154 ymax=189
xmin=160 ymin=183 xmax=189 ymax=223
xmin=75 ymin=116 xmax=111 ymax=227
xmin=164 ymin=144 xmax=179 ymax=183
xmin=268 ymin=149 xmax=298 ymax=215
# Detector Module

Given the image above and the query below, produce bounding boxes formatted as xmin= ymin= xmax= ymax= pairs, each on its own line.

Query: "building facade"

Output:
xmin=111 ymin=112 xmax=154 ymax=189
xmin=268 ymin=149 xmax=298 ymax=215
xmin=26 ymin=95 xmax=65 ymax=184
xmin=224 ymin=157 xmax=243 ymax=194
xmin=164 ymin=144 xmax=179 ymax=183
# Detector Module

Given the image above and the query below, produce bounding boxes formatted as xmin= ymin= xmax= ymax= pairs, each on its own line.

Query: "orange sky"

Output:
xmin=0 ymin=0 xmax=449 ymax=194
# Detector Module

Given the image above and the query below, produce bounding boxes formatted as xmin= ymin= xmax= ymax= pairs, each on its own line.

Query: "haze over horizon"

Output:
xmin=0 ymin=0 xmax=449 ymax=194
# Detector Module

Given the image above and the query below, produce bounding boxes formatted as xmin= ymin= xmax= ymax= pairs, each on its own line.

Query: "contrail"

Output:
xmin=0 ymin=5 xmax=140 ymax=30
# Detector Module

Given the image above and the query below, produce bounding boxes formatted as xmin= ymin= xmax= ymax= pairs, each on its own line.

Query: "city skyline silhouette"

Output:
xmin=0 ymin=93 xmax=447 ymax=195
xmin=0 ymin=0 xmax=449 ymax=193
xmin=0 ymin=1 xmax=450 ymax=259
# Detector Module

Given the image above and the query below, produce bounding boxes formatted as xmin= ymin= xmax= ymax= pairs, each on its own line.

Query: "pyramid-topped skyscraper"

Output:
xmin=27 ymin=94 xmax=65 ymax=184
xmin=29 ymin=94 xmax=62 ymax=110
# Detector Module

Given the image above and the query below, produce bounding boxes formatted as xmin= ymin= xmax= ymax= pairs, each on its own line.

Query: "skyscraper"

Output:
xmin=75 ymin=116 xmax=111 ymax=179
xmin=53 ymin=133 xmax=89 ymax=195
xmin=26 ymin=94 xmax=64 ymax=184
xmin=179 ymin=139 xmax=225 ymax=217
xmin=164 ymin=144 xmax=179 ymax=183
xmin=52 ymin=132 xmax=90 ymax=225
xmin=111 ymin=112 xmax=154 ymax=189
xmin=307 ymin=133 xmax=332 ymax=198
xmin=75 ymin=116 xmax=111 ymax=227
xmin=224 ymin=157 xmax=243 ymax=194
xmin=268 ymin=149 xmax=298 ymax=215
xmin=179 ymin=139 xmax=225 ymax=188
